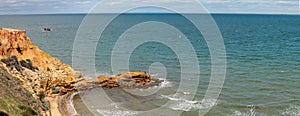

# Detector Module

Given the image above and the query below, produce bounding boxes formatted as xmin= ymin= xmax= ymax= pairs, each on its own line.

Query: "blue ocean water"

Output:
xmin=0 ymin=14 xmax=299 ymax=115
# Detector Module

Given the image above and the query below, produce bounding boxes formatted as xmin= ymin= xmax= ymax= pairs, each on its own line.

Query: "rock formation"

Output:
xmin=0 ymin=28 xmax=82 ymax=98
xmin=0 ymin=28 xmax=84 ymax=115
xmin=98 ymin=72 xmax=164 ymax=88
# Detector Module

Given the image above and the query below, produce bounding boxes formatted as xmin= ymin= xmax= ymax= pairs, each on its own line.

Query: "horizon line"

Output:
xmin=0 ymin=12 xmax=299 ymax=16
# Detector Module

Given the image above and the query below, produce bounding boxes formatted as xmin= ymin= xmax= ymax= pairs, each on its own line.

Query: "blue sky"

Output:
xmin=0 ymin=0 xmax=299 ymax=15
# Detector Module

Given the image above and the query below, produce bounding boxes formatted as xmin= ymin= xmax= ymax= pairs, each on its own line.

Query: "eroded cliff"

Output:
xmin=0 ymin=28 xmax=83 ymax=115
xmin=0 ymin=28 xmax=82 ymax=96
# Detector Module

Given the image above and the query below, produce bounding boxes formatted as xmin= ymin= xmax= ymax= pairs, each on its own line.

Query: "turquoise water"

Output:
xmin=0 ymin=14 xmax=299 ymax=115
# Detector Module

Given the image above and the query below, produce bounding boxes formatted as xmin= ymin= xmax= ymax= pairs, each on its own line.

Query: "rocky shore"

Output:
xmin=0 ymin=28 xmax=164 ymax=116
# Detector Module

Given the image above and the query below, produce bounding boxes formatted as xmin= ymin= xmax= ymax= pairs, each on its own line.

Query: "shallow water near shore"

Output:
xmin=0 ymin=14 xmax=299 ymax=115
xmin=72 ymin=85 xmax=211 ymax=116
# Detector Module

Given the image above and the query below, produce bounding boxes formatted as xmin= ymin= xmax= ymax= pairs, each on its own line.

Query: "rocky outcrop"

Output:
xmin=0 ymin=28 xmax=66 ymax=70
xmin=98 ymin=72 xmax=164 ymax=88
xmin=0 ymin=28 xmax=82 ymax=98
xmin=0 ymin=28 xmax=84 ymax=115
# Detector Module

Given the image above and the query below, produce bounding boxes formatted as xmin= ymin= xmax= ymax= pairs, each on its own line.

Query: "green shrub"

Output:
xmin=18 ymin=105 xmax=37 ymax=116
xmin=41 ymin=100 xmax=50 ymax=110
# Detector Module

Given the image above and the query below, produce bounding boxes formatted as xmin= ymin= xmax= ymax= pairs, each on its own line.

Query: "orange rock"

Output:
xmin=0 ymin=28 xmax=82 ymax=96
xmin=97 ymin=72 xmax=163 ymax=88
xmin=97 ymin=75 xmax=109 ymax=83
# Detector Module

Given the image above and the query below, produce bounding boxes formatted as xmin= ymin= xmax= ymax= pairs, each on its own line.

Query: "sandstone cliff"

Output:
xmin=0 ymin=28 xmax=82 ymax=97
xmin=0 ymin=28 xmax=83 ymax=115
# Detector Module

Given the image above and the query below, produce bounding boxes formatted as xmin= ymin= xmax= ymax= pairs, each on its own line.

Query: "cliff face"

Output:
xmin=0 ymin=28 xmax=68 ymax=72
xmin=0 ymin=28 xmax=82 ymax=99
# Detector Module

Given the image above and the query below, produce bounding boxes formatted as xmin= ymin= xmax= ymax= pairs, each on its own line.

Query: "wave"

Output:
xmin=233 ymin=105 xmax=257 ymax=116
xmin=96 ymin=102 xmax=139 ymax=116
xmin=96 ymin=109 xmax=139 ymax=116
xmin=282 ymin=105 xmax=300 ymax=116
xmin=232 ymin=105 xmax=300 ymax=116
xmin=183 ymin=92 xmax=191 ymax=95
xmin=159 ymin=78 xmax=173 ymax=88
xmin=160 ymin=94 xmax=217 ymax=111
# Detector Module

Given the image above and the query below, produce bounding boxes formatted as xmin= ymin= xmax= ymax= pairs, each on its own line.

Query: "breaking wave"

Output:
xmin=160 ymin=94 xmax=217 ymax=111
xmin=282 ymin=105 xmax=300 ymax=116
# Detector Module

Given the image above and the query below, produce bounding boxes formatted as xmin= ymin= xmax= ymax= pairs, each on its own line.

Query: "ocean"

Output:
xmin=0 ymin=14 xmax=299 ymax=116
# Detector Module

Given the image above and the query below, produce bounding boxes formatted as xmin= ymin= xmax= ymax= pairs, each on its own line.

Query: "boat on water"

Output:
xmin=43 ymin=27 xmax=51 ymax=31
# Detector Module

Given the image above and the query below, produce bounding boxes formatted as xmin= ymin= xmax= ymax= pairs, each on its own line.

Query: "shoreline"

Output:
xmin=51 ymin=78 xmax=99 ymax=116
xmin=58 ymin=92 xmax=79 ymax=116
xmin=44 ymin=92 xmax=79 ymax=116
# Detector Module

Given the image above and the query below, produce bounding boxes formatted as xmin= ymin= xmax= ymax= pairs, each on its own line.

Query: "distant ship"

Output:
xmin=43 ymin=27 xmax=51 ymax=32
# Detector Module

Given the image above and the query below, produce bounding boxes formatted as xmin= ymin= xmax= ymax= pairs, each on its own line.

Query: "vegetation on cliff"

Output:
xmin=0 ymin=66 xmax=44 ymax=116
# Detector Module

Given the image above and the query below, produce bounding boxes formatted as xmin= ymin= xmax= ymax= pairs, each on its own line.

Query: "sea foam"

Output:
xmin=160 ymin=94 xmax=217 ymax=111
xmin=282 ymin=105 xmax=300 ymax=116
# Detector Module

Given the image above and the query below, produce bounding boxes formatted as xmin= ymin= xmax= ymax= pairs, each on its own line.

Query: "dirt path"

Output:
xmin=45 ymin=97 xmax=61 ymax=116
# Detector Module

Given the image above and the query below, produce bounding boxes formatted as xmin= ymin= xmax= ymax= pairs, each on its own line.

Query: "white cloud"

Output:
xmin=200 ymin=0 xmax=299 ymax=14
xmin=0 ymin=0 xmax=299 ymax=14
xmin=0 ymin=0 xmax=100 ymax=14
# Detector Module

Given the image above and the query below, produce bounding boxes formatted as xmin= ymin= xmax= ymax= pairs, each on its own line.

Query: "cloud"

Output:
xmin=0 ymin=0 xmax=99 ymax=14
xmin=200 ymin=0 xmax=299 ymax=14
xmin=0 ymin=0 xmax=299 ymax=14
xmin=89 ymin=0 xmax=300 ymax=14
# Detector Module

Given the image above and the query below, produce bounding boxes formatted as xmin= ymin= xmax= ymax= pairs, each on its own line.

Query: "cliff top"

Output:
xmin=0 ymin=28 xmax=25 ymax=32
xmin=0 ymin=27 xmax=56 ymax=70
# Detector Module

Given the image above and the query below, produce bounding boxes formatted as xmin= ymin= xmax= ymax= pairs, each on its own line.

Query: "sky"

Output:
xmin=0 ymin=0 xmax=299 ymax=15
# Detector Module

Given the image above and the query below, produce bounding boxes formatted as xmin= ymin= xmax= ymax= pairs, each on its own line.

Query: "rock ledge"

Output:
xmin=98 ymin=72 xmax=164 ymax=88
